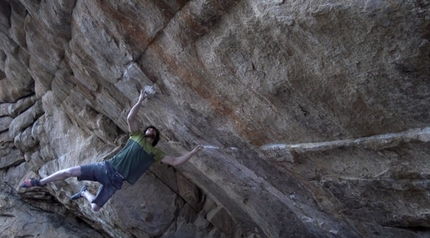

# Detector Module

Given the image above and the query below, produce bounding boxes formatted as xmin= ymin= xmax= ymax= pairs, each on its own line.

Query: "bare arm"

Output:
xmin=127 ymin=90 xmax=146 ymax=133
xmin=161 ymin=145 xmax=204 ymax=166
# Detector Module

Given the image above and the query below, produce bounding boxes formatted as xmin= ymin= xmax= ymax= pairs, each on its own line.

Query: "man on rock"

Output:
xmin=21 ymin=89 xmax=203 ymax=211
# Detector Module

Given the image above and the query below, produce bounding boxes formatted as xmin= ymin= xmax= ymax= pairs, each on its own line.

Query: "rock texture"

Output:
xmin=1 ymin=0 xmax=430 ymax=237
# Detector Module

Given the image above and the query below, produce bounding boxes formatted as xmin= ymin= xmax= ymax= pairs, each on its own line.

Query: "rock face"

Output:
xmin=1 ymin=0 xmax=430 ymax=237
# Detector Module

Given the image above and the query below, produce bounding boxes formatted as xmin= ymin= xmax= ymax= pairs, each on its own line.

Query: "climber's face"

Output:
xmin=145 ymin=127 xmax=157 ymax=140
xmin=143 ymin=126 xmax=160 ymax=146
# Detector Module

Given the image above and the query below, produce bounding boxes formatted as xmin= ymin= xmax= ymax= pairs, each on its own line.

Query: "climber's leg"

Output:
xmin=21 ymin=166 xmax=81 ymax=188
xmin=74 ymin=161 xmax=123 ymax=212
xmin=80 ymin=188 xmax=102 ymax=212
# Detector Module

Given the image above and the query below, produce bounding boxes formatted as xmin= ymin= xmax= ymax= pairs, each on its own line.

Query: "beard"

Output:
xmin=144 ymin=134 xmax=156 ymax=139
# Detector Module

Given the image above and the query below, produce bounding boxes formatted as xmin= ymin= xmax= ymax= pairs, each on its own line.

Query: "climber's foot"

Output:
xmin=71 ymin=186 xmax=88 ymax=200
xmin=20 ymin=178 xmax=43 ymax=188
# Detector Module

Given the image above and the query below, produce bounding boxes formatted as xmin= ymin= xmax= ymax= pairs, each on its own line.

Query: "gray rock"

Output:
xmin=0 ymin=0 xmax=429 ymax=237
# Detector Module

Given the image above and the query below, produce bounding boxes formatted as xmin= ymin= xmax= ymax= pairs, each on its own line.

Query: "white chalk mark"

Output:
xmin=259 ymin=127 xmax=430 ymax=153
xmin=203 ymin=145 xmax=220 ymax=150
xmin=260 ymin=144 xmax=288 ymax=150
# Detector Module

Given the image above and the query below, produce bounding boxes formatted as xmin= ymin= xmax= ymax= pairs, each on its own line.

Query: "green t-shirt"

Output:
xmin=109 ymin=131 xmax=166 ymax=184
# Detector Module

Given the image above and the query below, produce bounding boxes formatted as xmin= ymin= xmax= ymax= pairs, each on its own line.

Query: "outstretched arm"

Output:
xmin=127 ymin=90 xmax=146 ymax=133
xmin=161 ymin=145 xmax=204 ymax=166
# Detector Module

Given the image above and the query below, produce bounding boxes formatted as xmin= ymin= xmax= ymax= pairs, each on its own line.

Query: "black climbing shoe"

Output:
xmin=71 ymin=185 xmax=88 ymax=200
xmin=20 ymin=178 xmax=43 ymax=188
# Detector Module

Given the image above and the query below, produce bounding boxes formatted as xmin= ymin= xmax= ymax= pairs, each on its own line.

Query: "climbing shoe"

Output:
xmin=71 ymin=185 xmax=88 ymax=200
xmin=20 ymin=178 xmax=43 ymax=188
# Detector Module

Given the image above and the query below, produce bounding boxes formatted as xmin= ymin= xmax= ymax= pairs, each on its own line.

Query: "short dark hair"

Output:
xmin=143 ymin=126 xmax=160 ymax=146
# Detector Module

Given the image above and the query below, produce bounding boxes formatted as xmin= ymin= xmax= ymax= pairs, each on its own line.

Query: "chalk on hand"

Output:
xmin=144 ymin=85 xmax=156 ymax=98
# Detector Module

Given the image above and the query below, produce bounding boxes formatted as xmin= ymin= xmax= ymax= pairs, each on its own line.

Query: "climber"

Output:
xmin=20 ymin=88 xmax=204 ymax=212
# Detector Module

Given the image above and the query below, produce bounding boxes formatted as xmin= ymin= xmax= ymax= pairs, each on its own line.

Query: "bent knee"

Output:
xmin=92 ymin=204 xmax=101 ymax=212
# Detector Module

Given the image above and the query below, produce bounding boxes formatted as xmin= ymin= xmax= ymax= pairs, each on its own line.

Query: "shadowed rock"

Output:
xmin=1 ymin=0 xmax=430 ymax=237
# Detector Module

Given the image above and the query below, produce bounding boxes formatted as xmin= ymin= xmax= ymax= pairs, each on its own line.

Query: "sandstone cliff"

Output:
xmin=1 ymin=0 xmax=430 ymax=237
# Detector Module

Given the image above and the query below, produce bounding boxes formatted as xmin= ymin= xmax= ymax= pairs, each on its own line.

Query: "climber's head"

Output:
xmin=143 ymin=126 xmax=160 ymax=146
